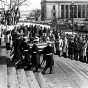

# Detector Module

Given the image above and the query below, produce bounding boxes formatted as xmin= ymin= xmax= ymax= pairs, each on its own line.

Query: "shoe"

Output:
xmin=42 ymin=71 xmax=45 ymax=74
xmin=49 ymin=72 xmax=53 ymax=74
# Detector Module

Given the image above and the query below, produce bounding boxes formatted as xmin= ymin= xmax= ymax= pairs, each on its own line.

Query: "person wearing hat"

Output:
xmin=31 ymin=43 xmax=41 ymax=72
xmin=42 ymin=42 xmax=54 ymax=74
xmin=11 ymin=35 xmax=23 ymax=67
xmin=20 ymin=38 xmax=32 ymax=69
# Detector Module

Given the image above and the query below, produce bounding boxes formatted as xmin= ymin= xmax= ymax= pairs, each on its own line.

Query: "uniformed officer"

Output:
xmin=42 ymin=42 xmax=54 ymax=74
xmin=12 ymin=36 xmax=23 ymax=67
xmin=31 ymin=43 xmax=41 ymax=72
xmin=21 ymin=38 xmax=31 ymax=69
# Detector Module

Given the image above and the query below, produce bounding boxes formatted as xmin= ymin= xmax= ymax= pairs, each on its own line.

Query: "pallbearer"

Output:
xmin=21 ymin=38 xmax=31 ymax=69
xmin=42 ymin=41 xmax=54 ymax=74
xmin=31 ymin=43 xmax=41 ymax=72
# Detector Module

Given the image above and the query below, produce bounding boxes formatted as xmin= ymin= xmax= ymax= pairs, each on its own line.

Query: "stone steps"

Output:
xmin=0 ymin=65 xmax=7 ymax=88
xmin=26 ymin=71 xmax=40 ymax=88
xmin=57 ymin=56 xmax=88 ymax=78
xmin=7 ymin=67 xmax=18 ymax=88
xmin=0 ymin=64 xmax=52 ymax=88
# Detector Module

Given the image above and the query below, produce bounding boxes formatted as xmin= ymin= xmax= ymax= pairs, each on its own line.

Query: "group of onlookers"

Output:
xmin=1 ymin=24 xmax=88 ymax=74
xmin=55 ymin=33 xmax=88 ymax=64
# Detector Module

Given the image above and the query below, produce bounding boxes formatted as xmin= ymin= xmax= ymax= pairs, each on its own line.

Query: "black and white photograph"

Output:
xmin=1 ymin=0 xmax=88 ymax=88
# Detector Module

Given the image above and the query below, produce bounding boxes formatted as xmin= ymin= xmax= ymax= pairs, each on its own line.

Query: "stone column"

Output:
xmin=81 ymin=5 xmax=83 ymax=18
xmin=86 ymin=5 xmax=88 ymax=18
xmin=64 ymin=5 xmax=66 ymax=18
xmin=85 ymin=5 xmax=87 ymax=18
xmin=68 ymin=5 xmax=70 ymax=18
xmin=59 ymin=4 xmax=61 ymax=18
xmin=77 ymin=5 xmax=78 ymax=18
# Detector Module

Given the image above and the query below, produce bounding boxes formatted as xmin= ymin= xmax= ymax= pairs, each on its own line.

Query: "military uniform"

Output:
xmin=21 ymin=39 xmax=31 ymax=69
xmin=42 ymin=43 xmax=54 ymax=74
xmin=12 ymin=38 xmax=23 ymax=67
xmin=31 ymin=44 xmax=41 ymax=72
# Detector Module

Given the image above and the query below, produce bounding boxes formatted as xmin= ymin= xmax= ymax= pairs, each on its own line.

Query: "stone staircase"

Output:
xmin=0 ymin=63 xmax=52 ymax=88
xmin=56 ymin=56 xmax=88 ymax=78
xmin=0 ymin=47 xmax=54 ymax=88
xmin=0 ymin=37 xmax=6 ymax=48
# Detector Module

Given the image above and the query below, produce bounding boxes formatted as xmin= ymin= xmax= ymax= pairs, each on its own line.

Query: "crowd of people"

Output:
xmin=1 ymin=7 xmax=20 ymax=25
xmin=1 ymin=23 xmax=88 ymax=74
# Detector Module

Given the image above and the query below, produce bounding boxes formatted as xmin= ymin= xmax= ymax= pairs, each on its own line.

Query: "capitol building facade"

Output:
xmin=41 ymin=0 xmax=88 ymax=21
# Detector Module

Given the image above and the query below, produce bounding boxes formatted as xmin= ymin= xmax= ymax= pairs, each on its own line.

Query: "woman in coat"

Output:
xmin=83 ymin=41 xmax=87 ymax=62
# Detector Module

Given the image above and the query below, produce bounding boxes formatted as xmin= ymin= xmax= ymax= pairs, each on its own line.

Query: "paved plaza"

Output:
xmin=0 ymin=47 xmax=88 ymax=88
xmin=43 ymin=55 xmax=88 ymax=88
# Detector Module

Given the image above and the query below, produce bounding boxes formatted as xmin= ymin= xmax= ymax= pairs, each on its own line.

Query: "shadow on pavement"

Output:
xmin=0 ymin=56 xmax=14 ymax=67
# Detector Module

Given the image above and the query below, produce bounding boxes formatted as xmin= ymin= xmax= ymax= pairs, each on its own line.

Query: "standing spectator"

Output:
xmin=63 ymin=36 xmax=68 ymax=58
xmin=59 ymin=37 xmax=63 ymax=56
xmin=86 ymin=44 xmax=88 ymax=63
xmin=83 ymin=41 xmax=87 ymax=62
xmin=55 ymin=39 xmax=60 ymax=55
xmin=68 ymin=38 xmax=74 ymax=59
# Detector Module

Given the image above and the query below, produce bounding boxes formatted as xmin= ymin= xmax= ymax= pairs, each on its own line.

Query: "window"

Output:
xmin=78 ymin=5 xmax=81 ymax=18
xmin=66 ymin=5 xmax=68 ymax=18
xmin=82 ymin=5 xmax=86 ymax=18
xmin=74 ymin=5 xmax=77 ymax=18
xmin=61 ymin=5 xmax=64 ymax=18
xmin=86 ymin=5 xmax=88 ymax=18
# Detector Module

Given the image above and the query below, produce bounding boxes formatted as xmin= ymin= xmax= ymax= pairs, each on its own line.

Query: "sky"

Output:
xmin=0 ymin=0 xmax=41 ymax=11
xmin=20 ymin=0 xmax=41 ymax=11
